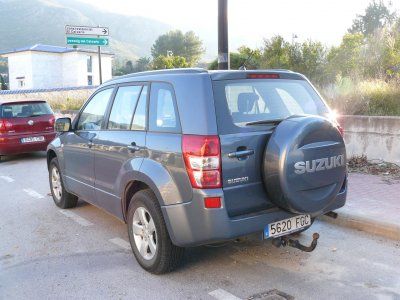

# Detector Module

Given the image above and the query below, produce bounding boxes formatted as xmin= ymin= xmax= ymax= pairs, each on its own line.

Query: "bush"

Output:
xmin=322 ymin=77 xmax=400 ymax=116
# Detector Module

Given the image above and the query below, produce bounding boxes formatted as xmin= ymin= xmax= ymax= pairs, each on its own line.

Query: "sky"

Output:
xmin=80 ymin=0 xmax=400 ymax=52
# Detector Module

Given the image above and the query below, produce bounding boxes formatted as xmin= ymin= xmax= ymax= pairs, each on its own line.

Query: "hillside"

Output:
xmin=0 ymin=0 xmax=172 ymax=60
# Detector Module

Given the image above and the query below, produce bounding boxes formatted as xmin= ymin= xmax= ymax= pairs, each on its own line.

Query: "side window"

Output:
xmin=108 ymin=85 xmax=142 ymax=130
xmin=77 ymin=88 xmax=113 ymax=130
xmin=149 ymin=82 xmax=180 ymax=133
xmin=131 ymin=86 xmax=148 ymax=131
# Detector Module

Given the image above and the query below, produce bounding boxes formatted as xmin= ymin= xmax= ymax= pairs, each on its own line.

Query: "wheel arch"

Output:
xmin=47 ymin=149 xmax=57 ymax=169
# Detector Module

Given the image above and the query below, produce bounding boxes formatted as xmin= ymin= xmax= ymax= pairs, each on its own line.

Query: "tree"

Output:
xmin=151 ymin=30 xmax=204 ymax=66
xmin=208 ymin=46 xmax=262 ymax=70
xmin=0 ymin=74 xmax=7 ymax=90
xmin=134 ymin=57 xmax=151 ymax=72
xmin=151 ymin=55 xmax=189 ymax=70
xmin=260 ymin=36 xmax=292 ymax=69
xmin=349 ymin=0 xmax=396 ymax=36
xmin=327 ymin=33 xmax=364 ymax=78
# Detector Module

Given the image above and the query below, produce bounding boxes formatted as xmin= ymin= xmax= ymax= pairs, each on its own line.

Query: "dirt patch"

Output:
xmin=348 ymin=155 xmax=400 ymax=180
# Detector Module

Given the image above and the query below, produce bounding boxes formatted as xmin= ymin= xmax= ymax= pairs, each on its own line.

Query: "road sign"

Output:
xmin=66 ymin=37 xmax=109 ymax=46
xmin=65 ymin=25 xmax=109 ymax=36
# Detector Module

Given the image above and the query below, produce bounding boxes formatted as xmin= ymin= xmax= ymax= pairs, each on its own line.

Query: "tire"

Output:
xmin=49 ymin=157 xmax=78 ymax=209
xmin=127 ymin=189 xmax=184 ymax=274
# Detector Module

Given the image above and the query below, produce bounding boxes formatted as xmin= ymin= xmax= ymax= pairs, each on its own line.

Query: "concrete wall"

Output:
xmin=7 ymin=52 xmax=33 ymax=90
xmin=31 ymin=52 xmax=63 ymax=89
xmin=340 ymin=115 xmax=400 ymax=165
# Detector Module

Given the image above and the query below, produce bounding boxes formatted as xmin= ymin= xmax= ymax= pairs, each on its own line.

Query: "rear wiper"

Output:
xmin=245 ymin=119 xmax=284 ymax=126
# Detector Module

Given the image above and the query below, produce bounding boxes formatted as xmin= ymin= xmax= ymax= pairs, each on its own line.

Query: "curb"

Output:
xmin=319 ymin=212 xmax=400 ymax=241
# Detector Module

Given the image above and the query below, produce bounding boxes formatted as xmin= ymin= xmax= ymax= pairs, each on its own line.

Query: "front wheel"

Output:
xmin=49 ymin=157 xmax=78 ymax=209
xmin=127 ymin=189 xmax=184 ymax=274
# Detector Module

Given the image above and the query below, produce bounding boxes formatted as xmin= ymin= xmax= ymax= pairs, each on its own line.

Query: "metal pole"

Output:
xmin=218 ymin=0 xmax=229 ymax=70
xmin=97 ymin=26 xmax=102 ymax=84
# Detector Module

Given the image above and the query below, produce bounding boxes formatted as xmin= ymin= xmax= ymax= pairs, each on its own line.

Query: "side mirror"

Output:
xmin=55 ymin=118 xmax=72 ymax=132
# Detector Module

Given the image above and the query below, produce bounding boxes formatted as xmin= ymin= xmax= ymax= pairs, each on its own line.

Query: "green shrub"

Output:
xmin=322 ymin=77 xmax=400 ymax=116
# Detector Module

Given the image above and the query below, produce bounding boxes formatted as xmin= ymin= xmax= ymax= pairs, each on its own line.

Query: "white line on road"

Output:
xmin=59 ymin=210 xmax=93 ymax=227
xmin=109 ymin=237 xmax=131 ymax=250
xmin=0 ymin=175 xmax=15 ymax=183
xmin=209 ymin=289 xmax=242 ymax=300
xmin=23 ymin=188 xmax=44 ymax=199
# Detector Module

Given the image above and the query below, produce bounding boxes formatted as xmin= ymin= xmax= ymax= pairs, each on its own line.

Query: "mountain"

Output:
xmin=0 ymin=0 xmax=172 ymax=60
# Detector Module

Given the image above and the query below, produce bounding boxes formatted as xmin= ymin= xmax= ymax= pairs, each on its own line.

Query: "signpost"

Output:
xmin=65 ymin=25 xmax=109 ymax=36
xmin=65 ymin=25 xmax=110 ymax=84
xmin=66 ymin=37 xmax=109 ymax=46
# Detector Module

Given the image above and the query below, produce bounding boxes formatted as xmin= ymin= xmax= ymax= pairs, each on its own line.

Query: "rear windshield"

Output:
xmin=0 ymin=102 xmax=53 ymax=118
xmin=213 ymin=79 xmax=328 ymax=133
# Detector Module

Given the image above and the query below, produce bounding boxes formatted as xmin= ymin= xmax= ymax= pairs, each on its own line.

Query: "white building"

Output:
xmin=0 ymin=44 xmax=113 ymax=90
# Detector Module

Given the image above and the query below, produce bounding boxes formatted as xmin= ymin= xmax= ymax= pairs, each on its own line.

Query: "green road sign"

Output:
xmin=66 ymin=36 xmax=109 ymax=46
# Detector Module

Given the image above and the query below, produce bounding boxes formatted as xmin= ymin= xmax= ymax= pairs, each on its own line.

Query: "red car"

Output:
xmin=0 ymin=99 xmax=56 ymax=160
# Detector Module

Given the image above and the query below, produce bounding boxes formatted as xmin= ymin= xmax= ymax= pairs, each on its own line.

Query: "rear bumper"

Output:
xmin=0 ymin=132 xmax=56 ymax=155
xmin=162 ymin=188 xmax=347 ymax=247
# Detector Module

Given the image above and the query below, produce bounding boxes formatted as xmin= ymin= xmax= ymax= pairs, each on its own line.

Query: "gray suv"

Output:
xmin=48 ymin=69 xmax=347 ymax=274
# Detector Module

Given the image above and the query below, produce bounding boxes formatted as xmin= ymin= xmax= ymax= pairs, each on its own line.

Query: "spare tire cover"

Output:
xmin=263 ymin=115 xmax=346 ymax=214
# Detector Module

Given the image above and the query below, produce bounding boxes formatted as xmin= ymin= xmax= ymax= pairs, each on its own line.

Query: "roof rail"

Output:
xmin=105 ymin=68 xmax=208 ymax=84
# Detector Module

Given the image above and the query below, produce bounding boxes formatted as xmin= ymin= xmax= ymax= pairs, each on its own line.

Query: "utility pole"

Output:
xmin=218 ymin=0 xmax=229 ymax=70
xmin=97 ymin=25 xmax=103 ymax=84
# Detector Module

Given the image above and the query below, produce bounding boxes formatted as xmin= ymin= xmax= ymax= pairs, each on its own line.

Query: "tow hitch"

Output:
xmin=272 ymin=233 xmax=320 ymax=252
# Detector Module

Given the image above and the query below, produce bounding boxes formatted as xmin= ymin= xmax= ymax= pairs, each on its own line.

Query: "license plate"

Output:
xmin=21 ymin=136 xmax=45 ymax=143
xmin=264 ymin=215 xmax=311 ymax=238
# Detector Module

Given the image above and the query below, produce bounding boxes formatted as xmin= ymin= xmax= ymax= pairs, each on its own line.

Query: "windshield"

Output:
xmin=213 ymin=79 xmax=329 ymax=133
xmin=0 ymin=102 xmax=53 ymax=118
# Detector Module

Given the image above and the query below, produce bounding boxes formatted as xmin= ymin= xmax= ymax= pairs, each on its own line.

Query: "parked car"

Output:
xmin=47 ymin=69 xmax=347 ymax=274
xmin=0 ymin=99 xmax=56 ymax=160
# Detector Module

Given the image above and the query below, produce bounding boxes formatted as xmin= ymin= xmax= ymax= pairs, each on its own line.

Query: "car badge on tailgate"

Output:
xmin=294 ymin=154 xmax=345 ymax=174
xmin=28 ymin=120 xmax=34 ymax=126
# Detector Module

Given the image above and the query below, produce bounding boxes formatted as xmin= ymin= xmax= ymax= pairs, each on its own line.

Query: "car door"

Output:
xmin=62 ymin=87 xmax=114 ymax=203
xmin=93 ymin=83 xmax=148 ymax=218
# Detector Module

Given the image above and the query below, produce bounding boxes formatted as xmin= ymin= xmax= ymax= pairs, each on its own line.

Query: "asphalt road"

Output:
xmin=1 ymin=153 xmax=399 ymax=300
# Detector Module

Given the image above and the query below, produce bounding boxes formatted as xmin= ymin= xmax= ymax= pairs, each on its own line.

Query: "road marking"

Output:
xmin=209 ymin=289 xmax=242 ymax=300
xmin=23 ymin=188 xmax=44 ymax=199
xmin=109 ymin=238 xmax=131 ymax=250
xmin=0 ymin=175 xmax=14 ymax=183
xmin=59 ymin=210 xmax=93 ymax=227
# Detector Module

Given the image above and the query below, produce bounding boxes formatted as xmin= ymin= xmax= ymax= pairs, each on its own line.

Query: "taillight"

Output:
xmin=182 ymin=135 xmax=222 ymax=189
xmin=247 ymin=73 xmax=280 ymax=79
xmin=337 ymin=124 xmax=344 ymax=136
xmin=49 ymin=116 xmax=55 ymax=126
xmin=327 ymin=110 xmax=344 ymax=137
xmin=0 ymin=119 xmax=13 ymax=134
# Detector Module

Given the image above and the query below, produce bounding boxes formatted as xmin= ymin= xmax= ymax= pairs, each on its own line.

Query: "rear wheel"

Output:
xmin=127 ymin=189 xmax=184 ymax=274
xmin=49 ymin=157 xmax=78 ymax=209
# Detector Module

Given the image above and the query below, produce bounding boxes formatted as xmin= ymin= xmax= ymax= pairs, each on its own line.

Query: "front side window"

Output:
xmin=149 ymin=82 xmax=180 ymax=133
xmin=77 ymin=88 xmax=113 ymax=131
xmin=107 ymin=85 xmax=142 ymax=130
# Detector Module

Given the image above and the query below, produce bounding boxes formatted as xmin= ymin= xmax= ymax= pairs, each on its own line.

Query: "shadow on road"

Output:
xmin=0 ymin=152 xmax=47 ymax=164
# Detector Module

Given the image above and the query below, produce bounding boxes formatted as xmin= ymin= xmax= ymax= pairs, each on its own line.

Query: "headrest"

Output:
xmin=3 ymin=110 xmax=13 ymax=118
xmin=237 ymin=92 xmax=259 ymax=113
xmin=21 ymin=106 xmax=32 ymax=115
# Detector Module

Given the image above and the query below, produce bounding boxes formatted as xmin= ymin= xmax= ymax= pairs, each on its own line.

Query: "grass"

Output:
xmin=48 ymin=97 xmax=86 ymax=111
xmin=322 ymin=77 xmax=400 ymax=116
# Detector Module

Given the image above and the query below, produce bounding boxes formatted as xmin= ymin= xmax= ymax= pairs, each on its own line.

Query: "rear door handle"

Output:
xmin=228 ymin=149 xmax=254 ymax=159
xmin=127 ymin=142 xmax=145 ymax=152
